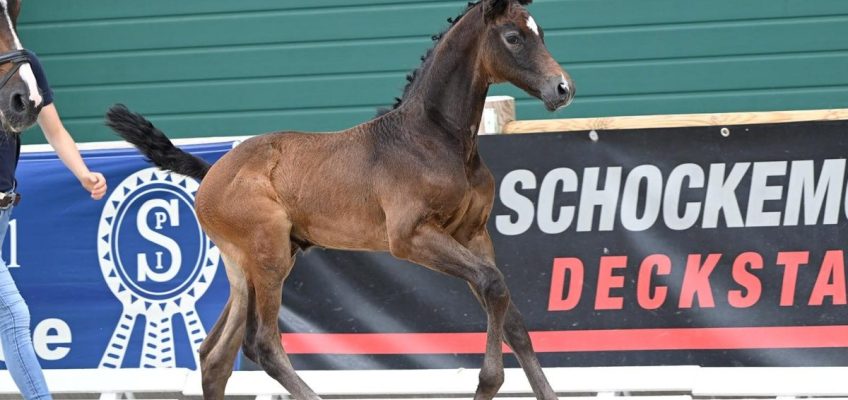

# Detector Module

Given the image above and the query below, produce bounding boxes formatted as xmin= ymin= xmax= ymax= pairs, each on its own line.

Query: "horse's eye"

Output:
xmin=505 ymin=34 xmax=521 ymax=45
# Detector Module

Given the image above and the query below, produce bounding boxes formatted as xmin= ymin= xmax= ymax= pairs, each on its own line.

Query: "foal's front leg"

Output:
xmin=466 ymin=231 xmax=558 ymax=400
xmin=388 ymin=223 xmax=509 ymax=400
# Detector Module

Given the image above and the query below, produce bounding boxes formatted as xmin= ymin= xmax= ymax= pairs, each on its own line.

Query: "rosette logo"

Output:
xmin=97 ymin=168 xmax=219 ymax=368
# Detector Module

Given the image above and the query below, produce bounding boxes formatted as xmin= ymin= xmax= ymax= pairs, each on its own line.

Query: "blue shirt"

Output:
xmin=0 ymin=50 xmax=54 ymax=192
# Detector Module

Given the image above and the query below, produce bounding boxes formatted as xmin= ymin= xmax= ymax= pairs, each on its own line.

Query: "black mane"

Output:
xmin=376 ymin=0 xmax=533 ymax=116
xmin=375 ymin=1 xmax=483 ymax=116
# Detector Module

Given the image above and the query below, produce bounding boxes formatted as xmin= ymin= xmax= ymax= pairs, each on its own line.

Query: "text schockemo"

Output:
xmin=495 ymin=159 xmax=848 ymax=235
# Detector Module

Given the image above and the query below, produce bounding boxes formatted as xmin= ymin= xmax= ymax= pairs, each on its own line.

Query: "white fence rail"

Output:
xmin=0 ymin=366 xmax=846 ymax=399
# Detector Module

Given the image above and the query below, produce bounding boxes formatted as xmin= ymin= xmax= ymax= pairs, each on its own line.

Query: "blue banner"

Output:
xmin=1 ymin=141 xmax=233 ymax=370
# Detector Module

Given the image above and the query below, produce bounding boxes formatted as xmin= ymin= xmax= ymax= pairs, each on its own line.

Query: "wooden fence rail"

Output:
xmin=500 ymin=108 xmax=848 ymax=134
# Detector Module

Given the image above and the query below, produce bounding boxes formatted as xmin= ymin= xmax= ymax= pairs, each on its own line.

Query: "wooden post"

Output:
xmin=478 ymin=96 xmax=516 ymax=135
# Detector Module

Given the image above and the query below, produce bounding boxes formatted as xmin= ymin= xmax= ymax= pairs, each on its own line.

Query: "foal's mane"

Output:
xmin=376 ymin=1 xmax=483 ymax=116
xmin=376 ymin=0 xmax=533 ymax=116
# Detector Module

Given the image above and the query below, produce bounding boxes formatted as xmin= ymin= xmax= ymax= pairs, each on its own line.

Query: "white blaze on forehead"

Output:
xmin=527 ymin=16 xmax=540 ymax=36
xmin=0 ymin=0 xmax=42 ymax=106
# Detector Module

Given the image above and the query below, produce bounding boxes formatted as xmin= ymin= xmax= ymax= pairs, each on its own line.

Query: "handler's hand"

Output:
xmin=81 ymin=172 xmax=107 ymax=200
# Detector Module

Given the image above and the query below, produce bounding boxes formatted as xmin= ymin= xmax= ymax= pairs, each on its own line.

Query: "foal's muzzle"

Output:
xmin=540 ymin=75 xmax=575 ymax=111
xmin=0 ymin=85 xmax=40 ymax=132
xmin=0 ymin=50 xmax=41 ymax=132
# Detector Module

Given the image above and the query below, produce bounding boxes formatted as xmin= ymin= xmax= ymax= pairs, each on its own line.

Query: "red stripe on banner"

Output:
xmin=280 ymin=326 xmax=848 ymax=355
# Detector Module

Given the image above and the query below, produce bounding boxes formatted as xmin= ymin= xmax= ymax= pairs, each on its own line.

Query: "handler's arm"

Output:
xmin=37 ymin=103 xmax=107 ymax=199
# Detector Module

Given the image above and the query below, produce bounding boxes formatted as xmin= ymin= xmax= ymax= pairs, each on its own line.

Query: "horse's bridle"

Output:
xmin=0 ymin=49 xmax=28 ymax=91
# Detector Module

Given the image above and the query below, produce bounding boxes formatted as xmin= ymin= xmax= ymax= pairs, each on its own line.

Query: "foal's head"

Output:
xmin=0 ymin=0 xmax=43 ymax=133
xmin=479 ymin=0 xmax=574 ymax=111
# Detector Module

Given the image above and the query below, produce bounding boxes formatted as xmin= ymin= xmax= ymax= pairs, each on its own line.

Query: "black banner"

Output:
xmin=243 ymin=120 xmax=848 ymax=370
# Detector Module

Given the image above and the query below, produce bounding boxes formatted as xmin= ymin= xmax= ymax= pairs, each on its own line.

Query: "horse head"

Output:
xmin=480 ymin=0 xmax=574 ymax=111
xmin=0 ymin=0 xmax=44 ymax=133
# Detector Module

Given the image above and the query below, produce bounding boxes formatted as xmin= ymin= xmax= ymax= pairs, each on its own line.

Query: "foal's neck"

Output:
xmin=405 ymin=7 xmax=490 ymax=153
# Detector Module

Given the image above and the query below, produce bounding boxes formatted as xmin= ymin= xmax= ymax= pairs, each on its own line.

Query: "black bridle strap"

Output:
xmin=0 ymin=49 xmax=29 ymax=91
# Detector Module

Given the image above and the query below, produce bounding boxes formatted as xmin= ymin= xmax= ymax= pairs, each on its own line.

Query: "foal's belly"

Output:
xmin=288 ymin=203 xmax=391 ymax=253
xmin=287 ymin=189 xmax=480 ymax=253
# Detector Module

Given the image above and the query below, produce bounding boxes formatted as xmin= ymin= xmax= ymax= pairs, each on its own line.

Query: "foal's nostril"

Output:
xmin=542 ymin=76 xmax=574 ymax=110
xmin=11 ymin=92 xmax=26 ymax=113
xmin=557 ymin=82 xmax=569 ymax=97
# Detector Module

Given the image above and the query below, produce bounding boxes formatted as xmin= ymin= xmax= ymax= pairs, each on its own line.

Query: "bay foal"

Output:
xmin=109 ymin=0 xmax=574 ymax=398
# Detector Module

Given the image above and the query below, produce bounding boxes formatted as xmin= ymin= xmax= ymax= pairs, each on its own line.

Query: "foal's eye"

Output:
xmin=505 ymin=34 xmax=521 ymax=45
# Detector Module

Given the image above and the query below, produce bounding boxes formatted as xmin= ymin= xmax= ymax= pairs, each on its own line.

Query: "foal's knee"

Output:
xmin=477 ymin=268 xmax=510 ymax=310
xmin=505 ymin=323 xmax=532 ymax=350
xmin=504 ymin=306 xmax=533 ymax=349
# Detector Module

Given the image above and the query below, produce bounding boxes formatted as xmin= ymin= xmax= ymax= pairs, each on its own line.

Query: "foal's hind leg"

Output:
xmin=243 ymin=246 xmax=300 ymax=365
xmin=199 ymin=254 xmax=249 ymax=400
xmin=466 ymin=232 xmax=558 ymax=400
xmin=241 ymin=280 xmax=260 ymax=364
xmin=242 ymin=219 xmax=320 ymax=399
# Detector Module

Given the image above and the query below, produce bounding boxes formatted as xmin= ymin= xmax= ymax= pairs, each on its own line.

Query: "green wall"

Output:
xmin=16 ymin=0 xmax=848 ymax=144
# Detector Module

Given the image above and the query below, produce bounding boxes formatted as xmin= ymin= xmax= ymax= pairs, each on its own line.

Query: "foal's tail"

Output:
xmin=106 ymin=104 xmax=211 ymax=181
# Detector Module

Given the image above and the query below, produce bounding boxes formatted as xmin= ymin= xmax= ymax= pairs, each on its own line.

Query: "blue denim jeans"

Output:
xmin=0 ymin=208 xmax=51 ymax=399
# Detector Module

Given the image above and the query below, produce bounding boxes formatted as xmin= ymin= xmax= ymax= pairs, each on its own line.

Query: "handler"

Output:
xmin=0 ymin=50 xmax=106 ymax=400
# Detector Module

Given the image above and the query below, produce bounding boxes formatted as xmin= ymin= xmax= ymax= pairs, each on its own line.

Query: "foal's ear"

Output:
xmin=6 ymin=0 xmax=21 ymax=27
xmin=483 ymin=0 xmax=509 ymax=22
xmin=484 ymin=0 xmax=532 ymax=23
